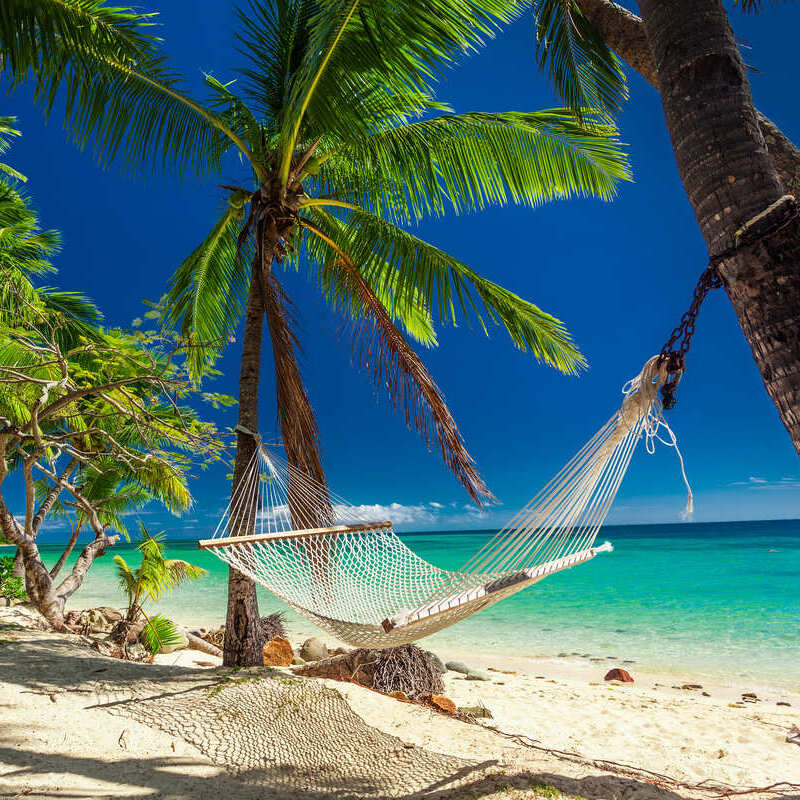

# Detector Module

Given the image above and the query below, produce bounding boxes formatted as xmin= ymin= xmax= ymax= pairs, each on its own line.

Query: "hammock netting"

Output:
xmin=199 ymin=356 xmax=689 ymax=648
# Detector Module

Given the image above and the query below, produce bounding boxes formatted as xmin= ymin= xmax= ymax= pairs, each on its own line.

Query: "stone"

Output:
xmin=159 ymin=627 xmax=189 ymax=654
xmin=429 ymin=695 xmax=457 ymax=714
xmin=465 ymin=671 xmax=490 ymax=681
xmin=389 ymin=690 xmax=410 ymax=703
xmin=85 ymin=609 xmax=113 ymax=633
xmin=299 ymin=637 xmax=328 ymax=662
xmin=97 ymin=607 xmax=123 ymax=623
xmin=702 ymin=691 xmax=711 ymax=697
xmin=262 ymin=636 xmax=294 ymax=666
xmin=777 ymin=701 xmax=792 ymax=707
xmin=681 ymin=684 xmax=703 ymax=690
xmin=445 ymin=661 xmax=470 ymax=674
xmin=458 ymin=704 xmax=493 ymax=719
xmin=190 ymin=628 xmax=208 ymax=638
xmin=425 ymin=651 xmax=446 ymax=674
xmin=742 ymin=692 xmax=758 ymax=700
xmin=604 ymin=668 xmax=634 ymax=683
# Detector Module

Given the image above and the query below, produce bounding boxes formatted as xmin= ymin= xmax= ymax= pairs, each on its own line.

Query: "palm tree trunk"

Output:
xmin=223 ymin=259 xmax=266 ymax=667
xmin=638 ymin=0 xmax=800 ymax=454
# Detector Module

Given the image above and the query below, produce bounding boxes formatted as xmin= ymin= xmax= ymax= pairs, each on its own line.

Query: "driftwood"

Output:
xmin=297 ymin=645 xmax=443 ymax=700
xmin=186 ymin=631 xmax=222 ymax=658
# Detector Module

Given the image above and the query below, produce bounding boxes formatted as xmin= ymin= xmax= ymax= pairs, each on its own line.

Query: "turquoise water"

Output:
xmin=33 ymin=519 xmax=800 ymax=688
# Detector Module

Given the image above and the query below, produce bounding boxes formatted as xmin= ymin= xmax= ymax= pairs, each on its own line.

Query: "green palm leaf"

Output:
xmin=164 ymin=197 xmax=249 ymax=379
xmin=305 ymin=207 xmax=585 ymax=374
xmin=140 ymin=614 xmax=182 ymax=655
xmin=318 ymin=109 xmax=630 ymax=223
xmin=533 ymin=0 xmax=627 ymax=123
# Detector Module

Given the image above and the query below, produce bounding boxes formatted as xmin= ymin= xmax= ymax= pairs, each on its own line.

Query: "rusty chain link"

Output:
xmin=657 ymin=265 xmax=724 ymax=410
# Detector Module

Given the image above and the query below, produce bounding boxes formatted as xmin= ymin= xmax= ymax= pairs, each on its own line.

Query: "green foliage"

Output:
xmin=140 ymin=614 xmax=183 ymax=655
xmin=154 ymin=1 xmax=630 ymax=384
xmin=114 ymin=523 xmax=207 ymax=654
xmin=0 ymin=555 xmax=26 ymax=600
xmin=533 ymin=0 xmax=627 ymax=123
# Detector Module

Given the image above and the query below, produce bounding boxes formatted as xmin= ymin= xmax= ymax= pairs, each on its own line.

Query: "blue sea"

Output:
xmin=29 ymin=518 xmax=800 ymax=688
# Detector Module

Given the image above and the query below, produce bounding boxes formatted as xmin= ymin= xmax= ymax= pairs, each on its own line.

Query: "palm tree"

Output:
xmin=155 ymin=1 xmax=630 ymax=665
xmin=113 ymin=524 xmax=207 ymax=655
xmin=3 ymin=0 xmax=630 ymax=664
xmin=531 ymin=0 xmax=800 ymax=455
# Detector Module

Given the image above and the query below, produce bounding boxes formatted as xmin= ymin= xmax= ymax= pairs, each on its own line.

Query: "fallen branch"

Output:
xmin=186 ymin=631 xmax=222 ymax=658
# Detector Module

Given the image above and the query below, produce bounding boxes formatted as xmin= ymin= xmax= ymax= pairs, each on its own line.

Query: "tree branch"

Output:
xmin=31 ymin=457 xmax=77 ymax=536
xmin=575 ymin=0 xmax=800 ymax=190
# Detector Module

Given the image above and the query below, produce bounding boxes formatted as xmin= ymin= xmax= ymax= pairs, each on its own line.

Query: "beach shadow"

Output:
xmin=0 ymin=625 xmax=764 ymax=800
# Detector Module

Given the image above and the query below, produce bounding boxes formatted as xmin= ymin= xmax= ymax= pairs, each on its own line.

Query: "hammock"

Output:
xmin=198 ymin=356 xmax=690 ymax=648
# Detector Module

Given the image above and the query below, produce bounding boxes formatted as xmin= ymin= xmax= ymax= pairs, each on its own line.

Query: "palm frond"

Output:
xmin=140 ymin=613 xmax=182 ymax=655
xmin=113 ymin=554 xmax=137 ymax=601
xmin=533 ymin=0 xmax=627 ymax=122
xmin=305 ymin=207 xmax=586 ymax=374
xmin=271 ymin=0 xmax=530 ymax=183
xmin=0 ymin=116 xmax=26 ymax=183
xmin=317 ymin=109 xmax=630 ymax=223
xmin=304 ymin=222 xmax=492 ymax=505
xmin=164 ymin=196 xmax=249 ymax=379
xmin=1 ymin=1 xmax=246 ymax=178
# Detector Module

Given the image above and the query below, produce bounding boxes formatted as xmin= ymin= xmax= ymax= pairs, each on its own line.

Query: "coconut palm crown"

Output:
xmin=148 ymin=0 xmax=630 ymax=500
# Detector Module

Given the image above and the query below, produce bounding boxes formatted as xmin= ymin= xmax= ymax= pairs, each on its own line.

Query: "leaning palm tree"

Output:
xmin=3 ymin=0 xmax=630 ymax=665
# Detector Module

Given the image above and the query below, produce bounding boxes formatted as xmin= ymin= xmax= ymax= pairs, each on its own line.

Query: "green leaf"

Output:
xmin=140 ymin=614 xmax=182 ymax=655
xmin=318 ymin=109 xmax=630 ymax=223
xmin=533 ymin=0 xmax=628 ymax=123
xmin=164 ymin=199 xmax=248 ymax=380
xmin=304 ymin=207 xmax=586 ymax=374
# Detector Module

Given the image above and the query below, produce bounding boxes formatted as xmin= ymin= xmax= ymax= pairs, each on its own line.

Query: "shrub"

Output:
xmin=0 ymin=555 xmax=26 ymax=600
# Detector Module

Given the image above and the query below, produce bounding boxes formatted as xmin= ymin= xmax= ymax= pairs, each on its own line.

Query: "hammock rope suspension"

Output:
xmin=199 ymin=356 xmax=690 ymax=648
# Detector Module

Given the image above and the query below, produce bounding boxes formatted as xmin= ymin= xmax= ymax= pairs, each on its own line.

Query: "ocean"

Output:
xmin=31 ymin=518 xmax=800 ymax=688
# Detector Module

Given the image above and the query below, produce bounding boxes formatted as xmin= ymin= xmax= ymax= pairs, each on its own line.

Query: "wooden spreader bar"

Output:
xmin=197 ymin=521 xmax=392 ymax=550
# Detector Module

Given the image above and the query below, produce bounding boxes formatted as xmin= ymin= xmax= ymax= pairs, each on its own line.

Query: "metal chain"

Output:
xmin=657 ymin=265 xmax=724 ymax=410
xmin=655 ymin=195 xmax=799 ymax=411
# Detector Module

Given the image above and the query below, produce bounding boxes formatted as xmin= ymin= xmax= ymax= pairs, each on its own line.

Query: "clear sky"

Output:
xmin=5 ymin=2 xmax=800 ymax=535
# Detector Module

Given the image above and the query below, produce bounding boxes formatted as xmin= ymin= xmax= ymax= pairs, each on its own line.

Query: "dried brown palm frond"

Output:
xmin=261 ymin=272 xmax=334 ymax=529
xmin=303 ymin=227 xmax=491 ymax=506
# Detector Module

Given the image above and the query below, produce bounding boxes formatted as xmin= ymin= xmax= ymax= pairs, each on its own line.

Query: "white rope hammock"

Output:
xmin=199 ymin=356 xmax=691 ymax=648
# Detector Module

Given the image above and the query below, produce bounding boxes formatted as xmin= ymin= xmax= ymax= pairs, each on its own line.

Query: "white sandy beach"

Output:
xmin=1 ymin=606 xmax=798 ymax=799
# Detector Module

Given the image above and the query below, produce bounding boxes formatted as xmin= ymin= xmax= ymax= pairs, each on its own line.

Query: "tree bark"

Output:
xmin=637 ymin=0 xmax=800 ymax=452
xmin=49 ymin=523 xmax=81 ymax=579
xmin=223 ymin=259 xmax=266 ymax=667
xmin=575 ymin=0 xmax=800 ymax=192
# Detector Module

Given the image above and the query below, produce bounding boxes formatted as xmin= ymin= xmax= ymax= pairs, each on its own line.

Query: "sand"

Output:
xmin=1 ymin=606 xmax=798 ymax=800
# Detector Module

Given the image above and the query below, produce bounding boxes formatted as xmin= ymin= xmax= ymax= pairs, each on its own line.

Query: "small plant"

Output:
xmin=0 ymin=555 xmax=26 ymax=600
xmin=113 ymin=523 xmax=207 ymax=655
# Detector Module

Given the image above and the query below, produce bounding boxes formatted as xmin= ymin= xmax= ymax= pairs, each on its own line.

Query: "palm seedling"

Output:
xmin=112 ymin=523 xmax=207 ymax=656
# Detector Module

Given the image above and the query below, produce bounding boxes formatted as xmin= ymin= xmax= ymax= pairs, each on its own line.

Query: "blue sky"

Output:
xmin=5 ymin=2 xmax=800 ymax=535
